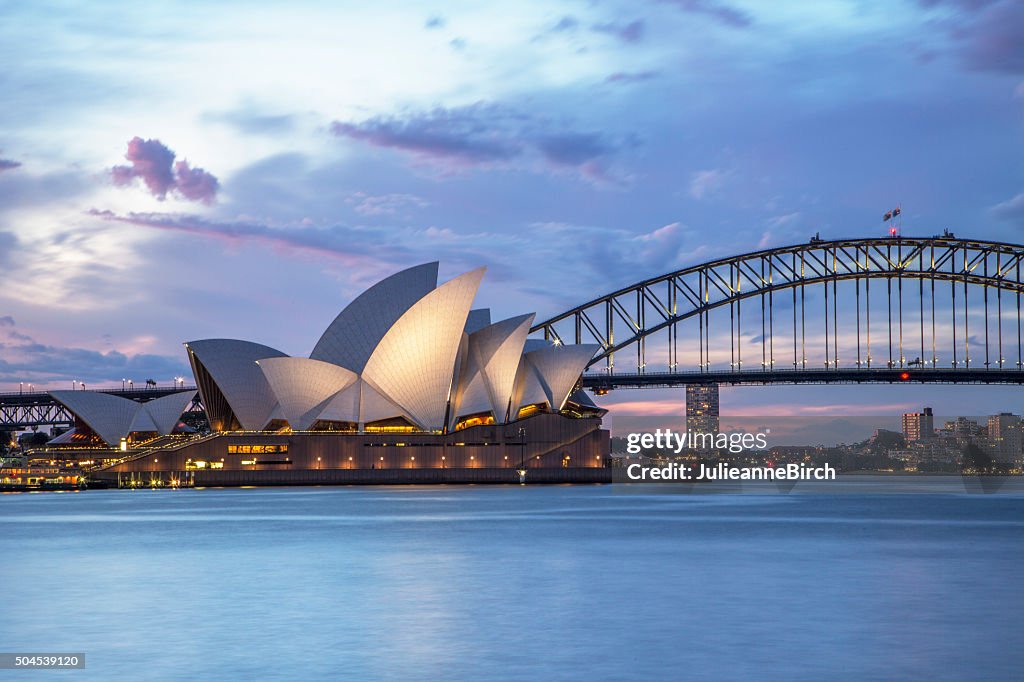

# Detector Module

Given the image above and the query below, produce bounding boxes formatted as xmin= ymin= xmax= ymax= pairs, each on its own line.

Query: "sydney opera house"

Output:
xmin=59 ymin=263 xmax=610 ymax=485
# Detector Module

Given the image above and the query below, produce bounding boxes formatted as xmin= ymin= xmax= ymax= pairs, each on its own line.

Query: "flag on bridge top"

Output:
xmin=883 ymin=211 xmax=893 ymax=222
xmin=893 ymin=207 xmax=901 ymax=217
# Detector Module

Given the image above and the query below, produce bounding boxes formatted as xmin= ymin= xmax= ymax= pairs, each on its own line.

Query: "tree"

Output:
xmin=961 ymin=443 xmax=993 ymax=472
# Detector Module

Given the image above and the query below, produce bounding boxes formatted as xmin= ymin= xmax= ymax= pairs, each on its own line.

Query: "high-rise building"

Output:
xmin=686 ymin=384 xmax=719 ymax=440
xmin=987 ymin=413 xmax=1022 ymax=463
xmin=902 ymin=407 xmax=934 ymax=442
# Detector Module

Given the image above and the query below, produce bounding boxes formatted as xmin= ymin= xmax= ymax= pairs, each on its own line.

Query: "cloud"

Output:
xmin=111 ymin=137 xmax=219 ymax=203
xmin=330 ymin=103 xmax=629 ymax=182
xmin=0 ymin=317 xmax=191 ymax=388
xmin=424 ymin=15 xmax=445 ymax=29
xmin=536 ymin=132 xmax=612 ymax=166
xmin=689 ymin=168 xmax=727 ymax=199
xmin=531 ymin=16 xmax=581 ymax=42
xmin=592 ymin=19 xmax=646 ymax=44
xmin=991 ymin=191 xmax=1024 ymax=226
xmin=766 ymin=212 xmax=801 ymax=229
xmin=0 ymin=158 xmax=21 ymax=173
xmin=86 ymin=209 xmax=420 ymax=271
xmin=0 ymin=231 xmax=16 ymax=266
xmin=551 ymin=16 xmax=579 ymax=32
xmin=86 ymin=208 xmax=720 ymax=315
xmin=0 ymin=167 xmax=91 ymax=216
xmin=922 ymin=0 xmax=1024 ymax=74
xmin=658 ymin=0 xmax=753 ymax=28
xmin=604 ymin=71 xmax=659 ymax=84
xmin=347 ymin=192 xmax=429 ymax=216
xmin=331 ymin=104 xmax=523 ymax=166
xmin=173 ymin=160 xmax=219 ymax=203
xmin=203 ymin=109 xmax=296 ymax=135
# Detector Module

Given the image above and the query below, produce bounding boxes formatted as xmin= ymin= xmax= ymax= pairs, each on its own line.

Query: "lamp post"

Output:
xmin=516 ymin=427 xmax=528 ymax=484
xmin=19 ymin=382 xmax=23 ymax=395
xmin=122 ymin=378 xmax=126 ymax=390
xmin=128 ymin=379 xmax=133 ymax=391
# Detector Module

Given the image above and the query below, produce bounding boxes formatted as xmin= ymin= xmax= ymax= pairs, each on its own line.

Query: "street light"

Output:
xmin=122 ymin=378 xmax=126 ymax=390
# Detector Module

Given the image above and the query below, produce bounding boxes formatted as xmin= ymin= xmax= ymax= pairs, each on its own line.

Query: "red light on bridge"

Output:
xmin=899 ymin=371 xmax=910 ymax=381
xmin=890 ymin=227 xmax=898 ymax=236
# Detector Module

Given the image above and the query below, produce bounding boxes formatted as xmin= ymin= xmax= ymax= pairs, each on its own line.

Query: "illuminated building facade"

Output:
xmin=686 ymin=384 xmax=719 ymax=444
xmin=58 ymin=263 xmax=609 ymax=481
xmin=902 ymin=407 xmax=934 ymax=442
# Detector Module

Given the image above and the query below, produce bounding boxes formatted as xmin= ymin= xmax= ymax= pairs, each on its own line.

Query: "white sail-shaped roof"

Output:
xmin=49 ymin=389 xmax=196 ymax=445
xmin=185 ymin=339 xmax=287 ymax=430
xmin=310 ymin=262 xmax=438 ymax=372
xmin=362 ymin=267 xmax=485 ymax=430
xmin=518 ymin=344 xmax=600 ymax=412
xmin=513 ymin=357 xmax=547 ymax=410
xmin=142 ymin=390 xmax=198 ymax=434
xmin=129 ymin=408 xmax=159 ymax=433
xmin=453 ymin=313 xmax=534 ymax=423
xmin=316 ymin=378 xmax=411 ymax=425
xmin=50 ymin=391 xmax=139 ymax=445
xmin=257 ymin=358 xmax=358 ymax=430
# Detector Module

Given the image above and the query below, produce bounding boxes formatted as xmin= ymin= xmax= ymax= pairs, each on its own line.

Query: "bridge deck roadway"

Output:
xmin=582 ymin=368 xmax=1024 ymax=389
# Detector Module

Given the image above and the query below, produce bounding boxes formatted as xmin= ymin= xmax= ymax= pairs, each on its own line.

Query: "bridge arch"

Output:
xmin=531 ymin=236 xmax=1024 ymax=387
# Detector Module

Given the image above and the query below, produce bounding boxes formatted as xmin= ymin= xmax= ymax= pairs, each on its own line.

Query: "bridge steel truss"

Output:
xmin=531 ymin=236 xmax=1024 ymax=389
xmin=0 ymin=398 xmax=74 ymax=431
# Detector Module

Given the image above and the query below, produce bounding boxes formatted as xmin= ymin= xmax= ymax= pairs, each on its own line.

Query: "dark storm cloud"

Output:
xmin=657 ymin=0 xmax=753 ymax=28
xmin=111 ymin=137 xmax=219 ymax=203
xmin=330 ymin=103 xmax=630 ymax=182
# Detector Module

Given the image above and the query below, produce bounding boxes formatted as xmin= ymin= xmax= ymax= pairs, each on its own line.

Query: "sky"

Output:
xmin=1 ymin=0 xmax=1023 ymax=419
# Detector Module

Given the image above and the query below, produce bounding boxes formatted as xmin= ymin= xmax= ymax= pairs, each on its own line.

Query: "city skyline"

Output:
xmin=2 ymin=1 xmax=1023 ymax=417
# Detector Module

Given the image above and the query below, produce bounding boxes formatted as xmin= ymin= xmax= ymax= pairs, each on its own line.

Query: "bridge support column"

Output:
xmin=686 ymin=384 xmax=720 ymax=443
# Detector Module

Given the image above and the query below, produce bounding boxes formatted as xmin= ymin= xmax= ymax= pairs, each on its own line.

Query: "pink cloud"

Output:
xmin=173 ymin=160 xmax=219 ymax=204
xmin=111 ymin=137 xmax=219 ymax=203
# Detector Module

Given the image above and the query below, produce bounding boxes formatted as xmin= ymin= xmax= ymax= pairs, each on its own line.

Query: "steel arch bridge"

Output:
xmin=531 ymin=234 xmax=1024 ymax=390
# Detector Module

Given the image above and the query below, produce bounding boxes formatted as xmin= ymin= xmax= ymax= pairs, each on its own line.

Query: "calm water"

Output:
xmin=1 ymin=481 xmax=1022 ymax=681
